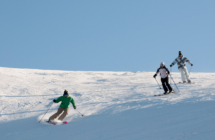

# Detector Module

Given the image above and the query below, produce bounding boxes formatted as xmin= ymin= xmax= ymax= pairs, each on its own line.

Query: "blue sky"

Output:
xmin=0 ymin=0 xmax=215 ymax=72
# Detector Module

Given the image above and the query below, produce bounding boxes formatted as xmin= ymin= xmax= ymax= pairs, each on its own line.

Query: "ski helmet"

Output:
xmin=160 ymin=62 xmax=165 ymax=66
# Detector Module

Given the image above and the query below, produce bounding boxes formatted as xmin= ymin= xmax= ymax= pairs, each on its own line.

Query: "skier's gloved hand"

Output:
xmin=73 ymin=106 xmax=76 ymax=109
xmin=191 ymin=64 xmax=193 ymax=66
xmin=53 ymin=99 xmax=56 ymax=103
xmin=170 ymin=65 xmax=172 ymax=67
xmin=153 ymin=74 xmax=157 ymax=78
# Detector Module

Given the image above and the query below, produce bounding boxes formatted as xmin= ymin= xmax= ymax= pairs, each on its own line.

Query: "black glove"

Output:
xmin=53 ymin=99 xmax=56 ymax=103
xmin=153 ymin=74 xmax=157 ymax=78
xmin=73 ymin=106 xmax=76 ymax=109
xmin=170 ymin=65 xmax=172 ymax=67
xmin=191 ymin=64 xmax=193 ymax=66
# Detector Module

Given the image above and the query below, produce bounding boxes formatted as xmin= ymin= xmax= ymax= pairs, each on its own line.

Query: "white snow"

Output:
xmin=0 ymin=67 xmax=215 ymax=140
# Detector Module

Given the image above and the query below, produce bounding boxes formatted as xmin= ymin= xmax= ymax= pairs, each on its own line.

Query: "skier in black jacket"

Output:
xmin=154 ymin=62 xmax=173 ymax=94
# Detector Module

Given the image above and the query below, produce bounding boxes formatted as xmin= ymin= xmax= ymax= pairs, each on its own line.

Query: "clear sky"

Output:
xmin=0 ymin=0 xmax=215 ymax=72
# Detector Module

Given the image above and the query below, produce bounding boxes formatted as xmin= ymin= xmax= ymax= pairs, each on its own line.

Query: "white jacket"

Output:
xmin=171 ymin=56 xmax=192 ymax=69
xmin=155 ymin=67 xmax=170 ymax=78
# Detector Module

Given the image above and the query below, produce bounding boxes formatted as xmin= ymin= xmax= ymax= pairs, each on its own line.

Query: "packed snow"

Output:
xmin=0 ymin=67 xmax=214 ymax=140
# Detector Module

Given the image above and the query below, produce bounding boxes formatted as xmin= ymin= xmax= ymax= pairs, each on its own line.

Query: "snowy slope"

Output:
xmin=0 ymin=67 xmax=215 ymax=140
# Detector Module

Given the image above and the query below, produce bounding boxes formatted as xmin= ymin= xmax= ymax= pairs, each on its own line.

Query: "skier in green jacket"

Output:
xmin=48 ymin=90 xmax=76 ymax=123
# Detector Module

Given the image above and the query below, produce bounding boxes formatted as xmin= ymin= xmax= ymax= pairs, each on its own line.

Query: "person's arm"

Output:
xmin=170 ymin=59 xmax=177 ymax=67
xmin=70 ymin=98 xmax=76 ymax=109
xmin=164 ymin=67 xmax=170 ymax=74
xmin=184 ymin=57 xmax=193 ymax=66
xmin=54 ymin=96 xmax=62 ymax=103
xmin=154 ymin=68 xmax=160 ymax=78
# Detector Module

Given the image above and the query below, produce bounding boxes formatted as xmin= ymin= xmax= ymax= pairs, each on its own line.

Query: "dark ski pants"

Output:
xmin=161 ymin=77 xmax=172 ymax=92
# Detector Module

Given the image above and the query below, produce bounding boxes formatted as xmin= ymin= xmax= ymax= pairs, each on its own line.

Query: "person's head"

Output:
xmin=179 ymin=51 xmax=183 ymax=57
xmin=63 ymin=89 xmax=69 ymax=97
xmin=160 ymin=62 xmax=165 ymax=67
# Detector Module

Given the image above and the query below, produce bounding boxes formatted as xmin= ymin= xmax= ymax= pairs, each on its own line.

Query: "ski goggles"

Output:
xmin=64 ymin=94 xmax=68 ymax=96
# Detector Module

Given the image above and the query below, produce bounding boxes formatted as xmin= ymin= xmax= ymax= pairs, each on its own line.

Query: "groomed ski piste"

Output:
xmin=0 ymin=67 xmax=215 ymax=140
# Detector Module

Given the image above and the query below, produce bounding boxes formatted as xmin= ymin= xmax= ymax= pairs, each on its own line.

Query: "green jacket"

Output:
xmin=55 ymin=96 xmax=75 ymax=109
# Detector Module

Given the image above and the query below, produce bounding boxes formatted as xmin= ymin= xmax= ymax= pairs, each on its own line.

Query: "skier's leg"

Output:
xmin=179 ymin=68 xmax=186 ymax=82
xmin=161 ymin=78 xmax=168 ymax=93
xmin=183 ymin=67 xmax=190 ymax=81
xmin=165 ymin=77 xmax=173 ymax=92
xmin=58 ymin=108 xmax=69 ymax=121
xmin=49 ymin=107 xmax=64 ymax=121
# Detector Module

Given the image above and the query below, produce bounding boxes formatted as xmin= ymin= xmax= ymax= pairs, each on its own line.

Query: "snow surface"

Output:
xmin=0 ymin=67 xmax=215 ymax=140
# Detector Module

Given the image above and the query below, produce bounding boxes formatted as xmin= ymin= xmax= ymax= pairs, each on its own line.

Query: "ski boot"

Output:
xmin=47 ymin=119 xmax=51 ymax=123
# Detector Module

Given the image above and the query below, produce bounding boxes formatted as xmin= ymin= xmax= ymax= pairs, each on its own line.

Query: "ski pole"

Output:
xmin=154 ymin=78 xmax=162 ymax=89
xmin=169 ymin=74 xmax=180 ymax=92
xmin=76 ymin=109 xmax=84 ymax=117
xmin=39 ymin=102 xmax=54 ymax=123
xmin=170 ymin=67 xmax=172 ymax=85
xmin=189 ymin=66 xmax=192 ymax=76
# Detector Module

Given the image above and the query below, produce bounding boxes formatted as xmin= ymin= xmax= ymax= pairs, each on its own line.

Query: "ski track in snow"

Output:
xmin=0 ymin=67 xmax=214 ymax=123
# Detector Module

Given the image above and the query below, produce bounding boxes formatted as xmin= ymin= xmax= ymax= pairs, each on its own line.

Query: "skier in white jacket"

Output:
xmin=170 ymin=51 xmax=193 ymax=83
xmin=154 ymin=62 xmax=173 ymax=94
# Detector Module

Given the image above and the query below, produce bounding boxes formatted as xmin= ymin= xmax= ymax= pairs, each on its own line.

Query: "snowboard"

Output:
xmin=154 ymin=91 xmax=179 ymax=97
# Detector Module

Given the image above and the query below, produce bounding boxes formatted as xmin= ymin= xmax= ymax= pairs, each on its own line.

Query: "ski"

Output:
xmin=46 ymin=120 xmax=68 ymax=125
xmin=178 ymin=82 xmax=195 ymax=84
xmin=46 ymin=121 xmax=57 ymax=125
xmin=154 ymin=91 xmax=179 ymax=97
